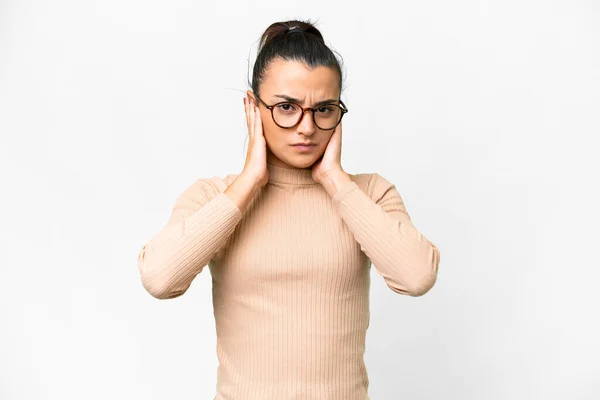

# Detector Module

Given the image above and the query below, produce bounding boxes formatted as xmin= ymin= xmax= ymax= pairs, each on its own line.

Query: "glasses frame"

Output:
xmin=255 ymin=94 xmax=348 ymax=130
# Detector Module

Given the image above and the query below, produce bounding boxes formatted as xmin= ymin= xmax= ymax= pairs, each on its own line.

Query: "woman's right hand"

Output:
xmin=242 ymin=94 xmax=269 ymax=188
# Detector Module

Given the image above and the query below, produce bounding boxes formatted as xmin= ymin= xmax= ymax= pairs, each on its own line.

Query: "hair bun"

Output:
xmin=258 ymin=20 xmax=325 ymax=52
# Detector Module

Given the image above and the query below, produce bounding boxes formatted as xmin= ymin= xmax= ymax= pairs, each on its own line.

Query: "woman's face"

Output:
xmin=248 ymin=58 xmax=341 ymax=169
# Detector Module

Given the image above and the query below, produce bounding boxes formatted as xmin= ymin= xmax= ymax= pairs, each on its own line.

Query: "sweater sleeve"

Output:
xmin=137 ymin=178 xmax=243 ymax=299
xmin=332 ymin=173 xmax=440 ymax=296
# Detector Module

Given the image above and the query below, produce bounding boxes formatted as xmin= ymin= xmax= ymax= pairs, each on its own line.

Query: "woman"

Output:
xmin=137 ymin=19 xmax=441 ymax=400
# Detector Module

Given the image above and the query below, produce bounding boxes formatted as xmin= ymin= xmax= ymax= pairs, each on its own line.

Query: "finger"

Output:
xmin=254 ymin=104 xmax=262 ymax=137
xmin=244 ymin=96 xmax=250 ymax=128
xmin=248 ymin=99 xmax=255 ymax=139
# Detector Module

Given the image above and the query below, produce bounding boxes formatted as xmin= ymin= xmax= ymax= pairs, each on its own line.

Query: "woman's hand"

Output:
xmin=311 ymin=121 xmax=345 ymax=184
xmin=242 ymin=94 xmax=269 ymax=188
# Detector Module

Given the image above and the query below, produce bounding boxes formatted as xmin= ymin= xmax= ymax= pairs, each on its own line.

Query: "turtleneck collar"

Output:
xmin=267 ymin=162 xmax=319 ymax=185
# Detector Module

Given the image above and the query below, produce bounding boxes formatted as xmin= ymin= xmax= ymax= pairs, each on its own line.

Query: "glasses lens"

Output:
xmin=272 ymin=103 xmax=301 ymax=128
xmin=314 ymin=105 xmax=342 ymax=130
xmin=272 ymin=103 xmax=342 ymax=129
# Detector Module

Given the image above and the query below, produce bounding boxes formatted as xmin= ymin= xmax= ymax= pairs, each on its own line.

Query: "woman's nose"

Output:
xmin=297 ymin=110 xmax=316 ymax=135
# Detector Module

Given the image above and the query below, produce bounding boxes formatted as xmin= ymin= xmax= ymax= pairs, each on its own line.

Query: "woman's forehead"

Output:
xmin=262 ymin=59 xmax=339 ymax=96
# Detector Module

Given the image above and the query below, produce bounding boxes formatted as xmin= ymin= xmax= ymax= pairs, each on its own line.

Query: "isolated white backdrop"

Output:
xmin=1 ymin=0 xmax=599 ymax=399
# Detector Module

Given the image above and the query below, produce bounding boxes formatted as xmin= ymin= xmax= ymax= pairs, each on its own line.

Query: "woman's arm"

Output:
xmin=330 ymin=172 xmax=440 ymax=296
xmin=136 ymin=175 xmax=257 ymax=299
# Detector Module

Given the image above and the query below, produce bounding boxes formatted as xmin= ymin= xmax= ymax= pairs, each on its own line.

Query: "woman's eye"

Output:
xmin=278 ymin=103 xmax=296 ymax=111
xmin=317 ymin=106 xmax=333 ymax=113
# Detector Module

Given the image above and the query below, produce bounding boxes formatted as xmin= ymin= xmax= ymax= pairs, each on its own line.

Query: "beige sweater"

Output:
xmin=137 ymin=162 xmax=440 ymax=400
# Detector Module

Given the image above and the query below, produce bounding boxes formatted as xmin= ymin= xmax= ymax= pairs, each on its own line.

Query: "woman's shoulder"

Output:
xmin=170 ymin=173 xmax=238 ymax=208
xmin=184 ymin=173 xmax=238 ymax=195
xmin=350 ymin=170 xmax=399 ymax=202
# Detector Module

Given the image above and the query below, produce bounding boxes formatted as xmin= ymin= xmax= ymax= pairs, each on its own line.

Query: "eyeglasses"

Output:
xmin=255 ymin=94 xmax=348 ymax=130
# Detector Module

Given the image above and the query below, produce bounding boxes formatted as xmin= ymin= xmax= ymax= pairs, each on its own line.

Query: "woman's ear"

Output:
xmin=246 ymin=90 xmax=256 ymax=104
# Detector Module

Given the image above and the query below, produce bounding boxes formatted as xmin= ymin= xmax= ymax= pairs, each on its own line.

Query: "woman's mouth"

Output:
xmin=291 ymin=143 xmax=316 ymax=152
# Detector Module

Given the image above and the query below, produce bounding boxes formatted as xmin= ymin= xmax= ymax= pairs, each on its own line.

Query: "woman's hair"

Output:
xmin=249 ymin=19 xmax=345 ymax=98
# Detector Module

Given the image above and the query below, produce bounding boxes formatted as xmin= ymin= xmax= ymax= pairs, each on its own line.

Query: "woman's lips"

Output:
xmin=292 ymin=144 xmax=316 ymax=152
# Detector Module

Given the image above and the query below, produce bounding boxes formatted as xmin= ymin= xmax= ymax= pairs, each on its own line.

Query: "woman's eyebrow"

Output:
xmin=274 ymin=94 xmax=338 ymax=106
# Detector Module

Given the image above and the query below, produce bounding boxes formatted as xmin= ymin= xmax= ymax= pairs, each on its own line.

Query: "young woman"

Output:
xmin=137 ymin=19 xmax=441 ymax=400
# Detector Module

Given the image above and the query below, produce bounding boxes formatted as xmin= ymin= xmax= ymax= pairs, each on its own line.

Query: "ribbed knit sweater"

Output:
xmin=137 ymin=162 xmax=440 ymax=400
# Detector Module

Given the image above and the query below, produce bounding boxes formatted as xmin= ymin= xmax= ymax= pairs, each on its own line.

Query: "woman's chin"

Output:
xmin=269 ymin=148 xmax=323 ymax=169
xmin=290 ymin=154 xmax=321 ymax=169
xmin=274 ymin=155 xmax=316 ymax=169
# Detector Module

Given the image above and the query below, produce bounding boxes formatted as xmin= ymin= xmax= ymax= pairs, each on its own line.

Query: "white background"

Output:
xmin=1 ymin=0 xmax=599 ymax=399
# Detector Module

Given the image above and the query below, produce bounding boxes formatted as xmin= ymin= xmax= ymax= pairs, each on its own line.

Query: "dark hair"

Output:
xmin=248 ymin=19 xmax=345 ymax=98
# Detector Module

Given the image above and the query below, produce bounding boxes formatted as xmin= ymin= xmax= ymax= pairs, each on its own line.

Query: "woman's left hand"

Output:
xmin=311 ymin=121 xmax=345 ymax=184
